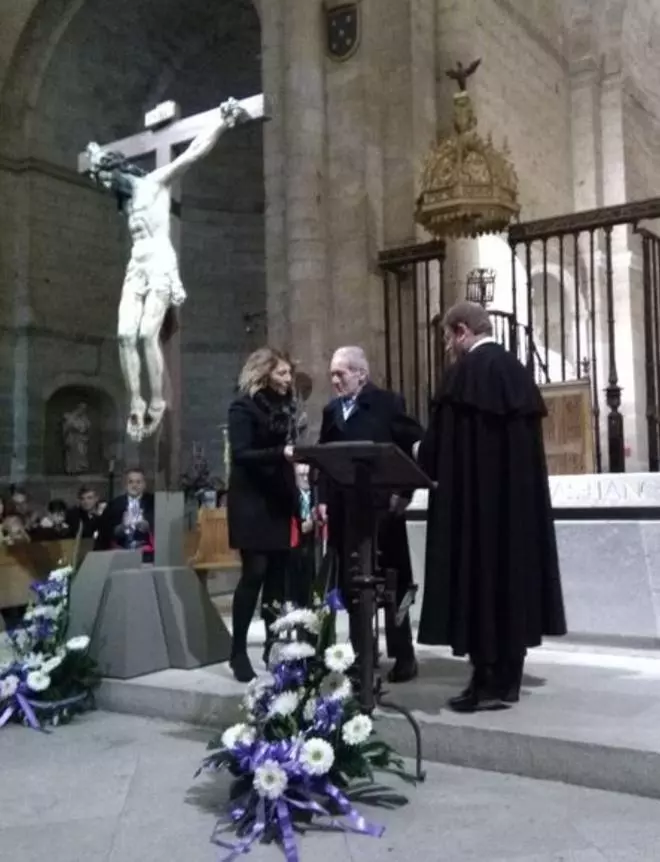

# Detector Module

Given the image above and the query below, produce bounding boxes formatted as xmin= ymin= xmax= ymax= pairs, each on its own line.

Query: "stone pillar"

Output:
xmin=285 ymin=0 xmax=330 ymax=422
xmin=600 ymin=71 xmax=645 ymax=470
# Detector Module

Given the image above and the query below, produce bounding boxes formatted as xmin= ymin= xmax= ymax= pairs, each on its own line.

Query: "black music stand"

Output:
xmin=296 ymin=441 xmax=434 ymax=781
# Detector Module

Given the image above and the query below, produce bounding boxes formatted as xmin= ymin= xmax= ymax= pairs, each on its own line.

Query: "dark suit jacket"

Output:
xmin=318 ymin=382 xmax=423 ymax=497
xmin=227 ymin=394 xmax=297 ymax=552
xmin=318 ymin=382 xmax=423 ymax=582
xmin=96 ymin=492 xmax=155 ymax=551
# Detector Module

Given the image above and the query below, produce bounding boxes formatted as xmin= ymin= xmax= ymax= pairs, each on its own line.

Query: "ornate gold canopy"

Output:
xmin=415 ymin=61 xmax=520 ymax=238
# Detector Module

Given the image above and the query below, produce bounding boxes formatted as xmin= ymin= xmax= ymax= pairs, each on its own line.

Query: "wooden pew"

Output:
xmin=0 ymin=538 xmax=94 ymax=609
xmin=187 ymin=508 xmax=239 ymax=575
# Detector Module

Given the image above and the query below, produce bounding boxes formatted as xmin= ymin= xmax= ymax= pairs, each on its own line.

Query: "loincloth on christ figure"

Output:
xmin=123 ymin=258 xmax=187 ymax=307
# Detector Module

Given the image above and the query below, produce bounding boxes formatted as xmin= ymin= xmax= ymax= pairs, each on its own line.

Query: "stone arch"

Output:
xmin=43 ymin=382 xmax=116 ymax=475
xmin=0 ymin=0 xmax=263 ymax=157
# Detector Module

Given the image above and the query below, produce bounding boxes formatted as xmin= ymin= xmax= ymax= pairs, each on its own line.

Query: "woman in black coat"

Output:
xmin=227 ymin=347 xmax=298 ymax=682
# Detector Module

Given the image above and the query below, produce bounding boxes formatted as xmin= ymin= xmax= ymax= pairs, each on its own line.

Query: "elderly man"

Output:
xmin=317 ymin=346 xmax=423 ymax=683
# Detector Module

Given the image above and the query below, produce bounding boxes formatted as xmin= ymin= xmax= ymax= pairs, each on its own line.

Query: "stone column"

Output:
xmin=262 ymin=0 xmax=330 ymax=427
xmin=600 ymin=70 xmax=645 ymax=470
xmin=284 ymin=0 xmax=330 ymax=422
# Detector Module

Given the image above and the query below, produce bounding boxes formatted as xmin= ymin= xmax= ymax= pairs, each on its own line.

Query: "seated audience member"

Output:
xmin=68 ymin=486 xmax=103 ymax=539
xmin=30 ymin=499 xmax=72 ymax=541
xmin=8 ymin=486 xmax=40 ymax=531
xmin=97 ymin=468 xmax=155 ymax=561
xmin=1 ymin=514 xmax=31 ymax=545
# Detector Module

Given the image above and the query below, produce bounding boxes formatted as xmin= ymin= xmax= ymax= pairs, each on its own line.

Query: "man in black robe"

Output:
xmin=416 ymin=301 xmax=566 ymax=712
xmin=318 ymin=346 xmax=423 ymax=683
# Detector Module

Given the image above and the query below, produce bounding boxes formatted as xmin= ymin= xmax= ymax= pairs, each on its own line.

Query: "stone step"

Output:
xmin=96 ymin=618 xmax=660 ymax=801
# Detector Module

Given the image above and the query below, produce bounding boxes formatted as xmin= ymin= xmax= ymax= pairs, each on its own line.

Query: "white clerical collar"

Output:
xmin=469 ymin=336 xmax=497 ymax=352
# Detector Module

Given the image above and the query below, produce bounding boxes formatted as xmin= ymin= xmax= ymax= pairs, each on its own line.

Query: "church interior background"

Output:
xmin=1 ymin=0 xmax=660 ymax=495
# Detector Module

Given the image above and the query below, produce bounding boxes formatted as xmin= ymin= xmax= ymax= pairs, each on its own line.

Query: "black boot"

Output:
xmin=496 ymin=656 xmax=525 ymax=704
xmin=448 ymin=664 xmax=509 ymax=713
xmin=387 ymin=652 xmax=419 ymax=683
xmin=229 ymin=651 xmax=256 ymax=684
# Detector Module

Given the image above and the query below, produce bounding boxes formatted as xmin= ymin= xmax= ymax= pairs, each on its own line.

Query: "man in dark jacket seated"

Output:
xmin=67 ymin=486 xmax=104 ymax=540
xmin=96 ymin=467 xmax=155 ymax=562
xmin=318 ymin=346 xmax=423 ymax=684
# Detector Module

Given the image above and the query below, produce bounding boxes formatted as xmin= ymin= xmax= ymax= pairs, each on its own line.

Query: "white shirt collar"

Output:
xmin=469 ymin=336 xmax=497 ymax=352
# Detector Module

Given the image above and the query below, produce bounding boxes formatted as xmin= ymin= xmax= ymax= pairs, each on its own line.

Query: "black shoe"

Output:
xmin=230 ymin=652 xmax=256 ymax=684
xmin=387 ymin=657 xmax=419 ymax=684
xmin=448 ymin=665 xmax=509 ymax=714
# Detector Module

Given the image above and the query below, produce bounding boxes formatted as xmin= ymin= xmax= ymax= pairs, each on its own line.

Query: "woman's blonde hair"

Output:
xmin=238 ymin=347 xmax=293 ymax=396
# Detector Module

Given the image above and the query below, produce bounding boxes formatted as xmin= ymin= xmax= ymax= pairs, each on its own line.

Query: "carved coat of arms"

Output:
xmin=324 ymin=0 xmax=361 ymax=61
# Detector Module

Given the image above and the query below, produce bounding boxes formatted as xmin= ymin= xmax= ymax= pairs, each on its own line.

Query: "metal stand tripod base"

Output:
xmin=376 ymin=693 xmax=426 ymax=782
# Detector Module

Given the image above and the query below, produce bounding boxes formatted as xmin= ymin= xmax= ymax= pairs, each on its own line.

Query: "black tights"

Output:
xmin=231 ymin=550 xmax=289 ymax=656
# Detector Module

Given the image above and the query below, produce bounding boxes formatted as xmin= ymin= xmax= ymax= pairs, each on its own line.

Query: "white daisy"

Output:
xmin=324 ymin=643 xmax=356 ymax=674
xmin=342 ymin=714 xmax=373 ymax=746
xmin=279 ymin=642 xmax=316 ymax=663
xmin=26 ymin=670 xmax=51 ymax=692
xmin=300 ymin=738 xmax=335 ymax=776
xmin=322 ymin=672 xmax=352 ymax=702
xmin=253 ymin=761 xmax=288 ymax=800
xmin=66 ymin=635 xmax=90 ymax=652
xmin=271 ymin=609 xmax=321 ymax=636
xmin=23 ymin=653 xmax=45 ymax=670
xmin=268 ymin=690 xmax=300 ymax=718
xmin=221 ymin=722 xmax=256 ymax=750
xmin=0 ymin=674 xmax=19 ymax=699
xmin=49 ymin=566 xmax=73 ymax=582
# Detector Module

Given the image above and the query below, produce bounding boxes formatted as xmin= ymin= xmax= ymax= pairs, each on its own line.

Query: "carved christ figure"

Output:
xmin=85 ymin=98 xmax=250 ymax=441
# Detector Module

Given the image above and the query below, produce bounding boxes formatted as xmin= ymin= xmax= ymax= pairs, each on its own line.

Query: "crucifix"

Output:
xmin=77 ymin=94 xmax=269 ymax=489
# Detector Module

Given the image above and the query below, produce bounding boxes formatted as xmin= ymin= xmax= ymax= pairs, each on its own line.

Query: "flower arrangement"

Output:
xmin=0 ymin=564 xmax=100 ymax=730
xmin=198 ymin=591 xmax=413 ymax=861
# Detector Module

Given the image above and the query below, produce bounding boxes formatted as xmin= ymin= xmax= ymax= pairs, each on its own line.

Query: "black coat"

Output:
xmin=96 ymin=492 xmax=155 ymax=550
xmin=318 ymin=382 xmax=423 ymax=589
xmin=227 ymin=392 xmax=297 ymax=552
xmin=417 ymin=342 xmax=567 ymax=660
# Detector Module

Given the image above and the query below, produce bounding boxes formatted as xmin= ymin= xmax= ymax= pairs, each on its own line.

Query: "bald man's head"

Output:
xmin=330 ymin=346 xmax=370 ymax=397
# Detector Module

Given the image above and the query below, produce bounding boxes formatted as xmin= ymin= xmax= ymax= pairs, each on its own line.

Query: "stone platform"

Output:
xmin=97 ymin=613 xmax=660 ymax=801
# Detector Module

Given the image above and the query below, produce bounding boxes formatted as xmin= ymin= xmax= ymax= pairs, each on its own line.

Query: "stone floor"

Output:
xmin=3 ymin=711 xmax=660 ymax=862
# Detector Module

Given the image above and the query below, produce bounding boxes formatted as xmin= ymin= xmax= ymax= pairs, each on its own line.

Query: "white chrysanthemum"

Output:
xmin=279 ymin=642 xmax=316 ymax=663
xmin=23 ymin=653 xmax=44 ymax=670
xmin=32 ymin=605 xmax=61 ymax=619
xmin=41 ymin=655 xmax=64 ymax=674
xmin=322 ymin=672 xmax=352 ymax=702
xmin=271 ymin=609 xmax=321 ymax=636
xmin=26 ymin=670 xmax=51 ymax=692
xmin=0 ymin=674 xmax=19 ymax=699
xmin=243 ymin=674 xmax=275 ymax=714
xmin=324 ymin=643 xmax=356 ymax=674
xmin=342 ymin=714 xmax=373 ymax=746
xmin=49 ymin=566 xmax=73 ymax=582
xmin=253 ymin=761 xmax=288 ymax=800
xmin=302 ymin=697 xmax=317 ymax=723
xmin=300 ymin=738 xmax=335 ymax=776
xmin=221 ymin=722 xmax=256 ymax=750
xmin=66 ymin=636 xmax=90 ymax=652
xmin=268 ymin=690 xmax=300 ymax=718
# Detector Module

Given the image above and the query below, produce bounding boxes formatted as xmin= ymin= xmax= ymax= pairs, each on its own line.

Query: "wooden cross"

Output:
xmin=77 ymin=94 xmax=269 ymax=490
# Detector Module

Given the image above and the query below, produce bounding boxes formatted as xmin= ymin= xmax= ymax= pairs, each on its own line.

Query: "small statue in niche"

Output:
xmin=62 ymin=402 xmax=91 ymax=475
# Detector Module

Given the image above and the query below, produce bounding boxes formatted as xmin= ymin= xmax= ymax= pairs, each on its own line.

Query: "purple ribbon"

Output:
xmin=213 ymin=797 xmax=268 ymax=862
xmin=0 ymin=693 xmax=43 ymax=731
xmin=0 ymin=690 xmax=88 ymax=732
xmin=321 ymin=781 xmax=385 ymax=838
xmin=276 ymin=799 xmax=299 ymax=862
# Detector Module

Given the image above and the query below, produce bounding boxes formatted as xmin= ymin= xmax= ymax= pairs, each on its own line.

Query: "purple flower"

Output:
xmin=312 ymin=697 xmax=344 ymax=734
xmin=325 ymin=589 xmax=345 ymax=612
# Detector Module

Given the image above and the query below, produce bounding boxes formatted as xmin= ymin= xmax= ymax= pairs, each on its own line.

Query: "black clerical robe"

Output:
xmin=417 ymin=341 xmax=566 ymax=661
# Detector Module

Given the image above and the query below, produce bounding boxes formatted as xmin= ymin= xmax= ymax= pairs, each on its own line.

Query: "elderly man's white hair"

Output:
xmin=332 ymin=346 xmax=370 ymax=375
